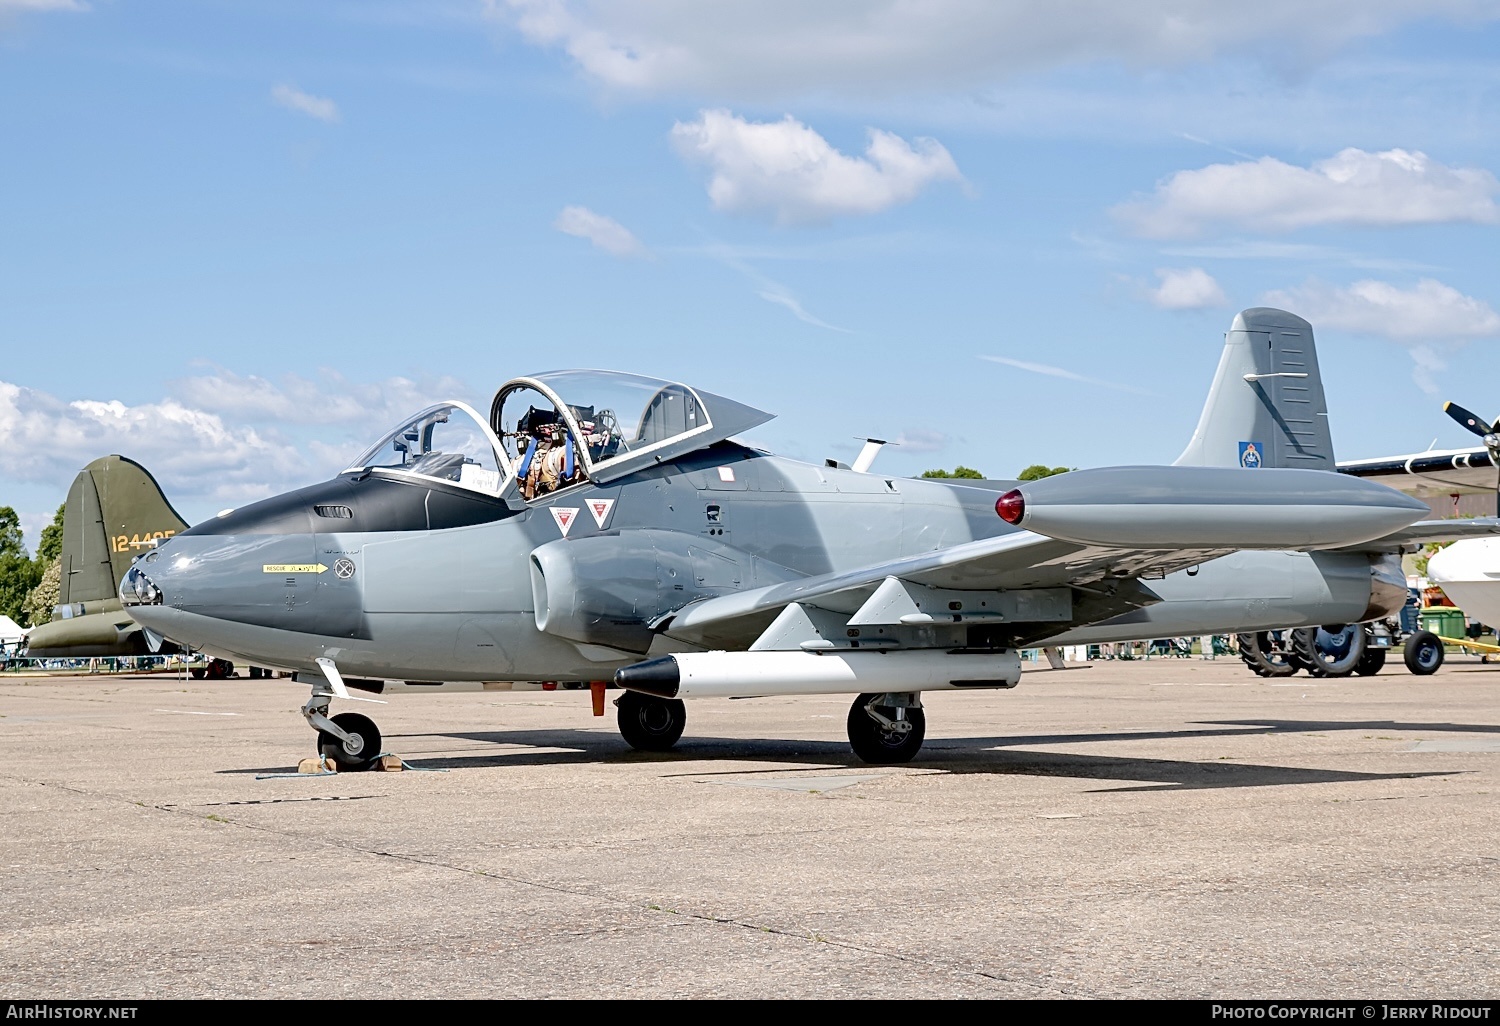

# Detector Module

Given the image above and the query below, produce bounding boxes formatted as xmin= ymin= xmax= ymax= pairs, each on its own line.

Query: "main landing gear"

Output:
xmin=612 ymin=689 xmax=928 ymax=765
xmin=615 ymin=691 xmax=687 ymax=752
xmin=189 ymin=658 xmax=235 ymax=680
xmin=847 ymin=693 xmax=926 ymax=764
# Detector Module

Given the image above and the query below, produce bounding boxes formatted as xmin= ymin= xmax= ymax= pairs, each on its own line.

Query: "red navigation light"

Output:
xmin=995 ymin=490 xmax=1025 ymax=525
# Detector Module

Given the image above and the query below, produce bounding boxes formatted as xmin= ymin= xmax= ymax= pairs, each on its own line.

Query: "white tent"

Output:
xmin=0 ymin=614 xmax=28 ymax=650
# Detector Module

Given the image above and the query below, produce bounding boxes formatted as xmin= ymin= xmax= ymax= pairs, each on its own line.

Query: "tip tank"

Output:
xmin=1004 ymin=466 xmax=1428 ymax=550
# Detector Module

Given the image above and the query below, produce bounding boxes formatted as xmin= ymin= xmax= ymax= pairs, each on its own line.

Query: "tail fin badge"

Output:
xmin=1238 ymin=441 xmax=1263 ymax=468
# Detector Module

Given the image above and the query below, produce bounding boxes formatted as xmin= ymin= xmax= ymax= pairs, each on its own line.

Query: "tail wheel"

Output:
xmin=317 ymin=712 xmax=382 ymax=771
xmin=616 ymin=691 xmax=686 ymax=752
xmin=1353 ymin=647 xmax=1387 ymax=676
xmin=1236 ymin=631 xmax=1300 ymax=677
xmin=847 ymin=694 xmax=926 ymax=764
xmin=1291 ymin=624 xmax=1366 ymax=678
xmin=1403 ymin=631 xmax=1445 ymax=676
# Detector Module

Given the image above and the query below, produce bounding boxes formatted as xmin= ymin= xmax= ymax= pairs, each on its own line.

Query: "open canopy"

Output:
xmin=489 ymin=369 xmax=774 ymax=489
xmin=342 ymin=371 xmax=774 ymax=500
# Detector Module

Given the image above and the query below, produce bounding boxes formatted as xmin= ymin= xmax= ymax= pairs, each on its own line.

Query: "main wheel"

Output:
xmin=1291 ymin=624 xmax=1366 ymax=677
xmin=1236 ymin=631 xmax=1300 ymax=677
xmin=317 ymin=712 xmax=382 ymax=770
xmin=1403 ymin=631 xmax=1445 ymax=676
xmin=847 ymin=694 xmax=926 ymax=765
xmin=1353 ymin=646 xmax=1387 ymax=676
xmin=616 ymin=691 xmax=686 ymax=752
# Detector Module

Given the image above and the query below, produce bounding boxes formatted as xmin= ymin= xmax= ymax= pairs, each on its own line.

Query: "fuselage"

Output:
xmin=122 ymin=442 xmax=1397 ymax=682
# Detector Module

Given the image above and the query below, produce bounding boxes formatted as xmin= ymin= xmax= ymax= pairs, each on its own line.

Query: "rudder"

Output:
xmin=60 ymin=456 xmax=189 ymax=605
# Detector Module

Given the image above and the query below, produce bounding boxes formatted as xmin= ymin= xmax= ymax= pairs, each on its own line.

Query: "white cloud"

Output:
xmin=701 ymin=243 xmax=849 ymax=331
xmin=890 ymin=429 xmax=947 ymax=454
xmin=754 ymin=286 xmax=849 ymax=333
xmin=1406 ymin=345 xmax=1449 ymax=396
xmin=553 ymin=205 xmax=647 ymax=257
xmin=489 ymin=1 xmax=1498 ymax=97
xmin=1148 ymin=267 xmax=1227 ymax=310
xmin=0 ymin=381 xmax=309 ymax=508
xmin=1261 ymin=278 xmax=1500 ymax=394
xmin=165 ymin=368 xmax=473 ymax=427
xmin=271 ymin=84 xmax=340 ymax=123
xmin=978 ymin=355 xmax=1158 ymax=396
xmin=671 ymin=109 xmax=962 ymax=225
xmin=0 ymin=372 xmax=471 ymax=516
xmin=1115 ymin=149 xmax=1500 ymax=239
xmin=1262 ymin=278 xmax=1500 ymax=342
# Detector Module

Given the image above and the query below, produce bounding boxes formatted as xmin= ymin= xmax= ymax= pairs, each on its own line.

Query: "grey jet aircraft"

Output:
xmin=120 ymin=308 xmax=1495 ymax=768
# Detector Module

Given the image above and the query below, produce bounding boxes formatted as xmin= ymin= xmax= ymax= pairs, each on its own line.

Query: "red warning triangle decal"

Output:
xmin=550 ymin=507 xmax=579 ymax=537
xmin=587 ymin=498 xmax=615 ymax=528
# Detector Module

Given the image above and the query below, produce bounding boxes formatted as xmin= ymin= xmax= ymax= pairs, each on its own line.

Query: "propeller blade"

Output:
xmin=1443 ymin=401 xmax=1494 ymax=438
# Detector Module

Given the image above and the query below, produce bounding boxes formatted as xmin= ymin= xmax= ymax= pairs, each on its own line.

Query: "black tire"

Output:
xmin=1353 ymin=646 xmax=1387 ymax=676
xmin=318 ymin=712 xmax=382 ymax=770
xmin=1291 ymin=624 xmax=1366 ymax=677
xmin=847 ymin=694 xmax=926 ymax=764
xmin=189 ymin=667 xmax=206 ymax=680
xmin=616 ymin=691 xmax=686 ymax=752
xmin=1404 ymin=631 xmax=1445 ymax=676
xmin=1236 ymin=631 xmax=1300 ymax=677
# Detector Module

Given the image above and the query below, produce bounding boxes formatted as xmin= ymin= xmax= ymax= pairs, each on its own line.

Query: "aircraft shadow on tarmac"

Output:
xmin=225 ymin=717 xmax=1488 ymax=790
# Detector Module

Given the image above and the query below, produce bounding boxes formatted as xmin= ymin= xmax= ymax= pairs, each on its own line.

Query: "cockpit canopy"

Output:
xmin=492 ymin=370 xmax=773 ymax=491
xmin=346 ymin=402 xmax=505 ymax=494
xmin=343 ymin=371 xmax=773 ymax=500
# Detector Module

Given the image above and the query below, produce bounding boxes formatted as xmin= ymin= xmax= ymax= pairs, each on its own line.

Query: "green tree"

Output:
xmin=23 ymin=557 xmax=60 ymax=627
xmin=0 ymin=507 xmax=43 ymax=626
xmin=0 ymin=507 xmax=24 ymax=559
xmin=37 ymin=503 xmax=64 ymax=564
xmin=920 ymin=466 xmax=985 ymax=479
xmin=1017 ymin=464 xmax=1073 ymax=481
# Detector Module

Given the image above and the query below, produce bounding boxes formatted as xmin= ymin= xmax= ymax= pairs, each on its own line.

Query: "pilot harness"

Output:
xmin=518 ymin=432 xmax=578 ymax=501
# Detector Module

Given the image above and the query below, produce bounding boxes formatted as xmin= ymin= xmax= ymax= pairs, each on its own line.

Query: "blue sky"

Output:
xmin=4 ymin=1 xmax=1500 ymax=548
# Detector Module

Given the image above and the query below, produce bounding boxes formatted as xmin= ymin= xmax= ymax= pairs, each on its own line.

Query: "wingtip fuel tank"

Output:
xmin=999 ymin=466 xmax=1429 ymax=550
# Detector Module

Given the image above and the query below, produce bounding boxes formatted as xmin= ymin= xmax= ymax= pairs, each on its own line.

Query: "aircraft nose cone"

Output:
xmin=120 ymin=562 xmax=165 ymax=608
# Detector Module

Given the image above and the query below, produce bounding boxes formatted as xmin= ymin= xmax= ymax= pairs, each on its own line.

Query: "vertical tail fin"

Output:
xmin=1174 ymin=307 xmax=1335 ymax=470
xmin=59 ymin=456 xmax=189 ymax=606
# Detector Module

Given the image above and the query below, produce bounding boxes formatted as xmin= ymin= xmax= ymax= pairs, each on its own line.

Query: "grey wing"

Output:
xmin=661 ymin=531 xmax=1234 ymax=650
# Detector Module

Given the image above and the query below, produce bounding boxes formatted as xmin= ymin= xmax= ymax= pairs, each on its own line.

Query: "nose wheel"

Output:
xmin=316 ymin=712 xmax=383 ymax=771
xmin=301 ymin=665 xmax=386 ymax=771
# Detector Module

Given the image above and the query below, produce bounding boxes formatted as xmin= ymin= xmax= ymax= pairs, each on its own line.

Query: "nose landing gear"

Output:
xmin=301 ymin=657 xmax=387 ymax=771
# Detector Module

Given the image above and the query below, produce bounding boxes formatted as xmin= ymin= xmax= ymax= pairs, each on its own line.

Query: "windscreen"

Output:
xmin=347 ymin=403 xmax=505 ymax=493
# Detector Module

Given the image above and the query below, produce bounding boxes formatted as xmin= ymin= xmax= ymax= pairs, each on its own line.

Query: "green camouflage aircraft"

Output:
xmin=23 ymin=456 xmax=196 ymax=661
